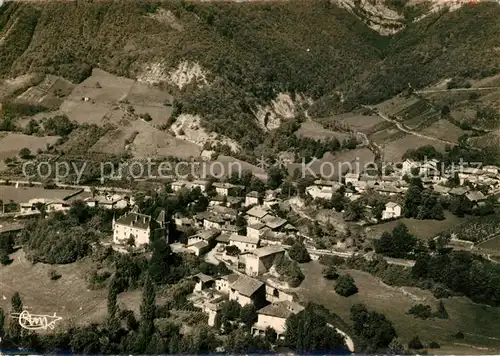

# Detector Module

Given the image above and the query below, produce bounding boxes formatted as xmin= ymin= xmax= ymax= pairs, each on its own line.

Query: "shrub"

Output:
xmin=0 ymin=251 xmax=11 ymax=265
xmin=429 ymin=341 xmax=440 ymax=349
xmin=19 ymin=147 xmax=32 ymax=159
xmin=335 ymin=274 xmax=358 ymax=297
xmin=225 ymin=245 xmax=240 ymax=256
xmin=407 ymin=304 xmax=432 ymax=319
xmin=49 ymin=269 xmax=62 ymax=280
xmin=408 ymin=336 xmax=423 ymax=349
xmin=322 ymin=265 xmax=339 ymax=280
xmin=288 ymin=242 xmax=311 ymax=263
xmin=455 ymin=331 xmax=464 ymax=339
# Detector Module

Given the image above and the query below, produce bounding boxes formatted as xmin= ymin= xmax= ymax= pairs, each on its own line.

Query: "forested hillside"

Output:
xmin=1 ymin=0 xmax=499 ymax=145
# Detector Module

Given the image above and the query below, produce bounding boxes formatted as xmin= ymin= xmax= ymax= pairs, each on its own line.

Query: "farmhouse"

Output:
xmin=245 ymin=191 xmax=260 ymax=207
xmin=243 ymin=246 xmax=285 ymax=276
xmin=382 ymin=202 xmax=402 ymax=220
xmin=483 ymin=165 xmax=499 ymax=175
xmin=466 ymin=190 xmax=487 ymax=203
xmin=192 ymin=180 xmax=209 ymax=192
xmin=203 ymin=213 xmax=225 ymax=230
xmin=215 ymin=273 xmax=240 ymax=294
xmin=305 ymin=185 xmax=334 ymax=200
xmin=187 ymin=229 xmax=220 ymax=246
xmin=193 ymin=273 xmax=215 ymax=292
xmin=247 ymin=223 xmax=268 ymax=240
xmin=213 ymin=182 xmax=243 ymax=197
xmin=402 ymin=159 xmax=419 ymax=175
xmin=229 ymin=274 xmax=266 ymax=307
xmin=449 ymin=187 xmax=469 ymax=196
xmin=262 ymin=215 xmax=287 ymax=232
xmin=229 ymin=233 xmax=260 ymax=252
xmin=88 ymin=194 xmax=129 ymax=210
xmin=188 ymin=241 xmax=211 ymax=256
xmin=171 ymin=180 xmax=191 ymax=192
xmin=265 ymin=284 xmax=295 ymax=303
xmin=112 ymin=209 xmax=167 ymax=247
xmin=344 ymin=172 xmax=359 ymax=185
xmin=246 ymin=206 xmax=271 ymax=225
xmin=252 ymin=301 xmax=304 ymax=338
xmin=432 ymin=185 xmax=451 ymax=195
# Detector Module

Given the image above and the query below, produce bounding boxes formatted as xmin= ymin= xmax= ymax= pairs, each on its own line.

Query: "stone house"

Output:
xmin=243 ymin=246 xmax=285 ymax=277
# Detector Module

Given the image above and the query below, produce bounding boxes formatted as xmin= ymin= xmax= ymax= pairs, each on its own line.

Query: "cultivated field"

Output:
xmin=0 ymin=73 xmax=43 ymax=101
xmin=14 ymin=75 xmax=75 ymax=109
xmin=327 ymin=111 xmax=385 ymax=134
xmin=0 ymin=132 xmax=60 ymax=162
xmin=294 ymin=262 xmax=500 ymax=353
xmin=129 ymin=120 xmax=202 ymax=159
xmin=364 ymin=211 xmax=465 ymax=241
xmin=296 ymin=120 xmax=349 ymax=141
xmin=286 ymin=148 xmax=375 ymax=178
xmin=476 ymin=235 xmax=500 ymax=254
xmin=382 ymin=134 xmax=447 ymax=162
xmin=418 ymin=119 xmax=468 ymax=144
xmin=0 ymin=186 xmax=82 ymax=203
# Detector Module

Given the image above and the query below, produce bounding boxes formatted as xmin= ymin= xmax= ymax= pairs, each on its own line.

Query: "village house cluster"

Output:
xmin=1 ymin=159 xmax=499 ymax=341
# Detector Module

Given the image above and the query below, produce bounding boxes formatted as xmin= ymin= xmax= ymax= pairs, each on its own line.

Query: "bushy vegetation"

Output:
xmin=335 ymin=274 xmax=358 ymax=297
xmin=374 ymin=223 xmax=426 ymax=259
xmin=274 ymin=253 xmax=304 ymax=287
xmin=350 ymin=303 xmax=397 ymax=353
xmin=284 ymin=303 xmax=348 ymax=353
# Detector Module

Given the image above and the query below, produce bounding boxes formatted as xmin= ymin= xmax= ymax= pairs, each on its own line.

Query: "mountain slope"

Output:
xmin=1 ymin=0 xmax=500 ymax=151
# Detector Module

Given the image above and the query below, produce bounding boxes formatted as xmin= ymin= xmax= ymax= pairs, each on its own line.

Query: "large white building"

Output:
xmin=112 ymin=209 xmax=167 ymax=247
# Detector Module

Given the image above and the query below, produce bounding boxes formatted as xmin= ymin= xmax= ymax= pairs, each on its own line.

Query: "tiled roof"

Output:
xmin=257 ymin=301 xmax=304 ymax=318
xmin=230 ymin=275 xmax=264 ymax=297
xmin=229 ymin=233 xmax=259 ymax=245
xmin=115 ymin=212 xmax=151 ymax=230
xmin=246 ymin=206 xmax=269 ymax=218
xmin=249 ymin=246 xmax=284 ymax=258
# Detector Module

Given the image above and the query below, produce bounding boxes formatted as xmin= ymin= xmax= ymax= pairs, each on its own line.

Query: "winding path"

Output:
xmin=416 ymin=86 xmax=500 ymax=94
xmin=361 ymin=105 xmax=455 ymax=145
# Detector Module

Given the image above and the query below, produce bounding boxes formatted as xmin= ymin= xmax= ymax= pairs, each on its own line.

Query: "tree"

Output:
xmin=322 ymin=265 xmax=339 ymax=280
xmin=335 ymin=274 xmax=358 ymax=297
xmin=373 ymin=200 xmax=385 ymax=220
xmin=264 ymin=327 xmax=277 ymax=343
xmin=267 ymin=166 xmax=285 ymax=190
xmin=417 ymin=190 xmax=444 ymax=220
xmin=220 ymin=300 xmax=241 ymax=326
xmin=374 ymin=223 xmax=424 ymax=259
xmin=225 ymin=245 xmax=241 ymax=256
xmin=288 ymin=242 xmax=311 ymax=263
xmin=136 ymin=275 xmax=156 ymax=351
xmin=403 ymin=183 xmax=422 ymax=218
xmin=434 ymin=300 xmax=448 ymax=319
xmin=284 ymin=303 xmax=348 ymax=353
xmin=19 ymin=147 xmax=31 ymax=159
xmin=8 ymin=292 xmax=23 ymax=342
xmin=148 ymin=238 xmax=174 ymax=284
xmin=350 ymin=304 xmax=396 ymax=353
xmin=0 ymin=307 xmax=5 ymax=339
xmin=107 ymin=285 xmax=118 ymax=320
xmin=407 ymin=304 xmax=432 ymax=319
xmin=343 ymin=200 xmax=364 ymax=221
xmin=330 ymin=192 xmax=345 ymax=212
xmin=408 ymin=336 xmax=423 ymax=349
xmin=239 ymin=304 xmax=258 ymax=328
